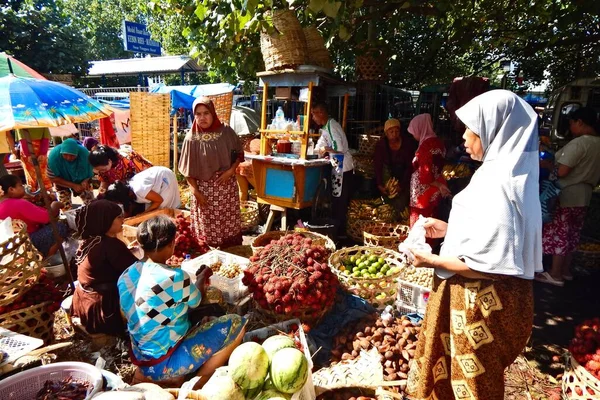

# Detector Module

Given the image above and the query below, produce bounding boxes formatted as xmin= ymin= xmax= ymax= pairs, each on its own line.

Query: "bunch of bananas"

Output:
xmin=348 ymin=199 xmax=395 ymax=222
xmin=385 ymin=177 xmax=400 ymax=199
xmin=443 ymin=163 xmax=471 ymax=180
xmin=398 ymin=207 xmax=410 ymax=223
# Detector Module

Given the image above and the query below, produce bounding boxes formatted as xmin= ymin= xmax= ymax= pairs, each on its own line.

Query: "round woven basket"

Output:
xmin=358 ymin=127 xmax=384 ymax=156
xmin=562 ymin=354 xmax=600 ymax=399
xmin=363 ymin=223 xmax=410 ymax=250
xmin=303 ymin=27 xmax=333 ymax=69
xmin=329 ymin=246 xmax=409 ymax=308
xmin=251 ymin=230 xmax=336 ymax=255
xmin=240 ymin=200 xmax=259 ymax=232
xmin=253 ymin=299 xmax=333 ymax=326
xmin=0 ymin=220 xmax=43 ymax=307
xmin=356 ymin=53 xmax=388 ymax=82
xmin=260 ymin=10 xmax=307 ymax=70
xmin=0 ymin=301 xmax=55 ymax=343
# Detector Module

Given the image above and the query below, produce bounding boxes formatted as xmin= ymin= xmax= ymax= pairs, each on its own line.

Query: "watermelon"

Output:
xmin=262 ymin=375 xmax=276 ymax=391
xmin=228 ymin=342 xmax=270 ymax=390
xmin=244 ymin=385 xmax=263 ymax=399
xmin=199 ymin=375 xmax=244 ymax=400
xmin=262 ymin=335 xmax=296 ymax=362
xmin=255 ymin=389 xmax=291 ymax=400
xmin=270 ymin=348 xmax=309 ymax=394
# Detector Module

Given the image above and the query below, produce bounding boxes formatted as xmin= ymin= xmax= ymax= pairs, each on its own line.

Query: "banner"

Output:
xmin=113 ymin=108 xmax=132 ymax=144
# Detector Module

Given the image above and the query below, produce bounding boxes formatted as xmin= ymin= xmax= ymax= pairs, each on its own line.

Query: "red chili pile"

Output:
xmin=569 ymin=318 xmax=600 ymax=380
xmin=0 ymin=269 xmax=62 ymax=315
xmin=242 ymin=233 xmax=338 ymax=321
xmin=166 ymin=214 xmax=209 ymax=265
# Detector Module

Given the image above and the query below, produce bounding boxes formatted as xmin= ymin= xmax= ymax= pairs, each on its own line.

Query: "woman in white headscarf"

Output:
xmin=405 ymin=90 xmax=542 ymax=400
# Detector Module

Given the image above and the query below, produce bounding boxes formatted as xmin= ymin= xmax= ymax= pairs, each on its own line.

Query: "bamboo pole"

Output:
xmin=20 ymin=129 xmax=75 ymax=292
xmin=172 ymin=115 xmax=178 ymax=173
xmin=260 ymin=82 xmax=269 ymax=156
xmin=342 ymin=93 xmax=349 ymax=131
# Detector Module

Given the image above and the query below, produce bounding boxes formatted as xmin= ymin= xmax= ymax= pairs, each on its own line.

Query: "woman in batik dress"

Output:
xmin=405 ymin=90 xmax=542 ymax=400
xmin=178 ymin=97 xmax=243 ymax=248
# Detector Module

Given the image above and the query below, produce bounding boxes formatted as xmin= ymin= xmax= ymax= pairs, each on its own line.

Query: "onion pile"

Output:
xmin=242 ymin=233 xmax=338 ymax=322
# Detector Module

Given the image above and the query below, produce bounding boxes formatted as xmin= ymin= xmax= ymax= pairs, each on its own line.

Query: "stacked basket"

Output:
xmin=363 ymin=222 xmax=409 ymax=250
xmin=346 ymin=199 xmax=397 ymax=243
xmin=303 ymin=27 xmax=333 ymax=69
xmin=240 ymin=200 xmax=260 ymax=232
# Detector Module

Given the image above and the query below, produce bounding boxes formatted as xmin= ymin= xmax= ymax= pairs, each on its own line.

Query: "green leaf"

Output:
xmin=338 ymin=25 xmax=351 ymax=40
xmin=195 ymin=4 xmax=207 ymax=20
xmin=323 ymin=1 xmax=342 ymax=18
xmin=308 ymin=0 xmax=327 ymax=13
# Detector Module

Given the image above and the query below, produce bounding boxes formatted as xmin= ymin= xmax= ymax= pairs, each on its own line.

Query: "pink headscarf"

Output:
xmin=408 ymin=114 xmax=437 ymax=145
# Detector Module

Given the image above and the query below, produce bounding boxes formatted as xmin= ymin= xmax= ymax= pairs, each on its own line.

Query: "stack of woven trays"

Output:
xmin=363 ymin=223 xmax=410 ymax=250
xmin=347 ymin=199 xmax=397 ymax=243
xmin=0 ymin=220 xmax=53 ymax=342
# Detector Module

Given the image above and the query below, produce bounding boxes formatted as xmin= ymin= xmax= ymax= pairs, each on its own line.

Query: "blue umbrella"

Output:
xmin=0 ymin=74 xmax=112 ymax=131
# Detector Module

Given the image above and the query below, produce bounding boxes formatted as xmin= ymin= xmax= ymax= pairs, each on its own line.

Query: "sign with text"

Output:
xmin=122 ymin=21 xmax=161 ymax=55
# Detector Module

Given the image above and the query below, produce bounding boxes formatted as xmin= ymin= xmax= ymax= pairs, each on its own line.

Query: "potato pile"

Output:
xmin=399 ymin=266 xmax=434 ymax=288
xmin=330 ymin=314 xmax=421 ymax=387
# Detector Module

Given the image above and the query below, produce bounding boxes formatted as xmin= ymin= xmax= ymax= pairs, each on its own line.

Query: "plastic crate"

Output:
xmin=397 ymin=279 xmax=430 ymax=314
xmin=395 ymin=300 xmax=420 ymax=316
xmin=181 ymin=250 xmax=249 ymax=304
xmin=0 ymin=361 xmax=103 ymax=399
xmin=0 ymin=327 xmax=43 ymax=367
xmin=243 ymin=319 xmax=316 ymax=400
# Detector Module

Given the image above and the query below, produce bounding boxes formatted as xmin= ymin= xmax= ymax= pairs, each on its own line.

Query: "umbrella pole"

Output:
xmin=21 ymin=130 xmax=76 ymax=293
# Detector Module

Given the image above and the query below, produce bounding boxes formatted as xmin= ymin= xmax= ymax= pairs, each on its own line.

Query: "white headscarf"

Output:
xmin=439 ymin=90 xmax=542 ymax=279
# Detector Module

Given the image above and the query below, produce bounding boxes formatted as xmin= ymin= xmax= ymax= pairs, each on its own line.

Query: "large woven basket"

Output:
xmin=130 ymin=92 xmax=171 ymax=167
xmin=303 ymin=27 xmax=333 ymax=69
xmin=363 ymin=223 xmax=409 ymax=250
xmin=356 ymin=45 xmax=388 ymax=82
xmin=206 ymin=91 xmax=233 ymax=124
xmin=0 ymin=220 xmax=43 ymax=307
xmin=329 ymin=246 xmax=409 ymax=308
xmin=347 ymin=219 xmax=384 ymax=243
xmin=0 ymin=301 xmax=54 ymax=343
xmin=563 ymin=354 xmax=600 ymax=399
xmin=260 ymin=10 xmax=307 ymax=70
xmin=240 ymin=200 xmax=259 ymax=232
xmin=251 ymin=230 xmax=336 ymax=255
xmin=358 ymin=127 xmax=384 ymax=156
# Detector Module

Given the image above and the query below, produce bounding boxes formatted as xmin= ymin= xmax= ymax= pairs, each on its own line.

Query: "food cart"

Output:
xmin=251 ymin=68 xmax=354 ymax=230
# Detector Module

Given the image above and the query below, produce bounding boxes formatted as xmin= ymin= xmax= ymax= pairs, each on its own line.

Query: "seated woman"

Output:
xmin=89 ymin=145 xmax=153 ymax=193
xmin=47 ymin=138 xmax=95 ymax=210
xmin=0 ymin=175 xmax=67 ymax=257
xmin=72 ymin=200 xmax=138 ymax=335
xmin=118 ymin=215 xmax=246 ymax=386
xmin=103 ymin=166 xmax=181 ymax=217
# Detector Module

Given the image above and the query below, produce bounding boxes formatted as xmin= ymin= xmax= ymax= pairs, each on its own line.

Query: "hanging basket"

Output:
xmin=563 ymin=354 xmax=600 ymax=399
xmin=356 ymin=46 xmax=388 ymax=82
xmin=0 ymin=301 xmax=55 ymax=343
xmin=303 ymin=27 xmax=333 ymax=70
xmin=260 ymin=10 xmax=307 ymax=70
xmin=240 ymin=201 xmax=259 ymax=232
xmin=363 ymin=223 xmax=410 ymax=250
xmin=0 ymin=220 xmax=43 ymax=308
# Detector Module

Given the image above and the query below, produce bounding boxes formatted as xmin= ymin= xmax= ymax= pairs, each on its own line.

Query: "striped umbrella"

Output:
xmin=0 ymin=52 xmax=46 ymax=79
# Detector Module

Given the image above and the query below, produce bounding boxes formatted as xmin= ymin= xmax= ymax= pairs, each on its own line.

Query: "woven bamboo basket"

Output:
xmin=0 ymin=301 xmax=54 ymax=343
xmin=346 ymin=219 xmax=384 ymax=243
xmin=348 ymin=199 xmax=396 ymax=222
xmin=251 ymin=230 xmax=336 ymax=255
xmin=260 ymin=10 xmax=307 ymax=70
xmin=358 ymin=127 xmax=384 ymax=156
xmin=253 ymin=299 xmax=333 ymax=326
xmin=303 ymin=27 xmax=333 ymax=69
xmin=0 ymin=220 xmax=43 ymax=307
xmin=363 ymin=223 xmax=410 ymax=250
xmin=356 ymin=46 xmax=388 ymax=82
xmin=562 ymin=354 xmax=600 ymax=399
xmin=130 ymin=92 xmax=171 ymax=167
xmin=206 ymin=91 xmax=233 ymax=124
xmin=240 ymin=200 xmax=259 ymax=232
xmin=313 ymin=348 xmax=384 ymax=391
xmin=329 ymin=246 xmax=409 ymax=308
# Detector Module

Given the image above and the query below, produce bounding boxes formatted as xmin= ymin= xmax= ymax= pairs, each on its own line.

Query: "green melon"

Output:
xmin=262 ymin=335 xmax=296 ymax=362
xmin=255 ymin=389 xmax=291 ymax=400
xmin=270 ymin=348 xmax=309 ymax=394
xmin=228 ymin=342 xmax=270 ymax=390
xmin=262 ymin=375 xmax=276 ymax=391
xmin=199 ymin=375 xmax=244 ymax=400
xmin=244 ymin=385 xmax=263 ymax=399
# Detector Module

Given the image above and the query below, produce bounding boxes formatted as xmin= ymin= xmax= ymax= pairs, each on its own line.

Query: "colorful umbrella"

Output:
xmin=0 ymin=74 xmax=112 ymax=131
xmin=0 ymin=52 xmax=46 ymax=79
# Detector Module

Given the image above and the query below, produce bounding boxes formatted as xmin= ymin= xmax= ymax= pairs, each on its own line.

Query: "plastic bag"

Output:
xmin=398 ymin=215 xmax=432 ymax=263
xmin=0 ymin=217 xmax=13 ymax=244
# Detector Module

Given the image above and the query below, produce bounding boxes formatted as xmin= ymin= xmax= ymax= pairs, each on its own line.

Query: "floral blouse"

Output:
xmin=410 ymin=137 xmax=446 ymax=209
xmin=98 ymin=149 xmax=153 ymax=184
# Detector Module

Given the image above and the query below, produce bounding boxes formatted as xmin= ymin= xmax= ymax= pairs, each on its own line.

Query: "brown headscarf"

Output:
xmin=191 ymin=97 xmax=222 ymax=133
xmin=75 ymin=200 xmax=123 ymax=265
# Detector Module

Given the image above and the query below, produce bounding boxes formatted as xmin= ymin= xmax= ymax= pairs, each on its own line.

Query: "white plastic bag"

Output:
xmin=0 ymin=217 xmax=14 ymax=244
xmin=398 ymin=215 xmax=432 ymax=263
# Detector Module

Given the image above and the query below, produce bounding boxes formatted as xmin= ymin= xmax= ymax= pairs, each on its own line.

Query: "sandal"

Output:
xmin=535 ymin=272 xmax=565 ymax=287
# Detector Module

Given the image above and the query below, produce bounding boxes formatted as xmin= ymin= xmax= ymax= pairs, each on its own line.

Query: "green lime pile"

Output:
xmin=340 ymin=253 xmax=401 ymax=279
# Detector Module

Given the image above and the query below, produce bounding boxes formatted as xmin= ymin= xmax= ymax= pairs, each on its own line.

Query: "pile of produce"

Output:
xmin=399 ymin=266 xmax=434 ymax=288
xmin=36 ymin=377 xmax=90 ymax=400
xmin=245 ymin=322 xmax=308 ymax=353
xmin=348 ymin=200 xmax=395 ymax=222
xmin=330 ymin=313 xmax=421 ymax=386
xmin=339 ymin=252 xmax=401 ymax=279
xmin=442 ymin=163 xmax=471 ymax=180
xmin=0 ymin=269 xmax=62 ymax=315
xmin=383 ymin=178 xmax=399 ymax=199
xmin=568 ymin=318 xmax=600 ymax=380
xmin=166 ymin=213 xmax=209 ymax=266
xmin=209 ymin=260 xmax=244 ymax=279
xmin=200 ymin=339 xmax=309 ymax=400
xmin=243 ymin=233 xmax=338 ymax=322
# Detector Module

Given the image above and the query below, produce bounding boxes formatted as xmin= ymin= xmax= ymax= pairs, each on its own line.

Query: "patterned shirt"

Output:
xmin=98 ymin=149 xmax=153 ymax=184
xmin=118 ymin=260 xmax=201 ymax=360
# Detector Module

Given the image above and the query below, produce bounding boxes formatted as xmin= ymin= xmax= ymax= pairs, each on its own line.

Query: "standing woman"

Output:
xmin=405 ymin=91 xmax=542 ymax=400
xmin=15 ymin=128 xmax=53 ymax=193
xmin=89 ymin=145 xmax=153 ymax=193
xmin=407 ymin=114 xmax=449 ymax=226
xmin=179 ymin=97 xmax=243 ymax=248
xmin=47 ymin=138 xmax=95 ymax=210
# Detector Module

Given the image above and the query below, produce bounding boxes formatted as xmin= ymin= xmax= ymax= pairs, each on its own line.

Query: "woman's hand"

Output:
xmin=191 ymin=187 xmax=207 ymax=208
xmin=81 ymin=179 xmax=91 ymax=191
xmin=378 ymin=185 xmax=388 ymax=196
xmin=72 ymin=183 xmax=84 ymax=193
xmin=215 ymin=168 xmax=235 ymax=185
xmin=423 ymin=218 xmax=448 ymax=238
xmin=195 ymin=265 xmax=212 ymax=298
xmin=411 ymin=250 xmax=436 ymax=268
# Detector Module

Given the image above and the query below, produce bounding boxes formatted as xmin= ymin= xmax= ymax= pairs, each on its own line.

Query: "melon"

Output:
xmin=262 ymin=335 xmax=296 ymax=362
xmin=270 ymin=348 xmax=309 ymax=394
xmin=199 ymin=375 xmax=244 ymax=400
xmin=228 ymin=342 xmax=270 ymax=390
xmin=244 ymin=385 xmax=263 ymax=399
xmin=255 ymin=389 xmax=291 ymax=400
xmin=262 ymin=375 xmax=276 ymax=391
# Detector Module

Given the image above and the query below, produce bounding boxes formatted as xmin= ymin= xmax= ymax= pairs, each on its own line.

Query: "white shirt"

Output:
xmin=315 ymin=118 xmax=354 ymax=173
xmin=129 ymin=166 xmax=181 ymax=210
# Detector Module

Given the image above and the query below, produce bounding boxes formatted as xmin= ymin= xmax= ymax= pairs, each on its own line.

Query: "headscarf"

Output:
xmin=439 ymin=90 xmax=542 ymax=279
xmin=82 ymin=137 xmax=99 ymax=152
xmin=191 ymin=97 xmax=222 ymax=133
xmin=75 ymin=200 xmax=123 ymax=265
xmin=384 ymin=118 xmax=400 ymax=133
xmin=408 ymin=114 xmax=437 ymax=145
xmin=47 ymin=138 xmax=94 ymax=183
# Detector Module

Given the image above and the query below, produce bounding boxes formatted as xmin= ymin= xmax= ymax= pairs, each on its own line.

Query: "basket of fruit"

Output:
xmin=363 ymin=223 xmax=409 ymax=250
xmin=0 ymin=219 xmax=44 ymax=308
xmin=244 ymin=232 xmax=338 ymax=325
xmin=251 ymin=230 xmax=335 ymax=256
xmin=347 ymin=199 xmax=396 ymax=243
xmin=564 ymin=318 xmax=600 ymax=399
xmin=329 ymin=246 xmax=409 ymax=308
xmin=240 ymin=201 xmax=260 ymax=232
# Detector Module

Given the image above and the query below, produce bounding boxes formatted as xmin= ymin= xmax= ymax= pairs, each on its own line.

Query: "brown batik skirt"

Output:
xmin=406 ymin=273 xmax=533 ymax=400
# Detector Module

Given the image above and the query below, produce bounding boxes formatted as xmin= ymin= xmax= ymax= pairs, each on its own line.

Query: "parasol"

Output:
xmin=0 ymin=52 xmax=46 ymax=79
